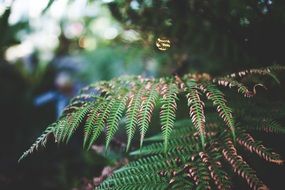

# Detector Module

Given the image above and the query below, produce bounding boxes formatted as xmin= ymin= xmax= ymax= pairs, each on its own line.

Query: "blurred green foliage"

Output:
xmin=107 ymin=0 xmax=285 ymax=73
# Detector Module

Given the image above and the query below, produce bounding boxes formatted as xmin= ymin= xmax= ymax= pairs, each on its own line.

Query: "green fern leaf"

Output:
xmin=63 ymin=103 xmax=93 ymax=143
xmin=125 ymin=87 xmax=145 ymax=151
xmin=131 ymin=136 xmax=199 ymax=156
xmin=83 ymin=100 xmax=107 ymax=149
xmin=97 ymin=173 xmax=168 ymax=190
xmin=138 ymin=83 xmax=159 ymax=147
xmin=86 ymin=99 xmax=116 ymax=150
xmin=53 ymin=118 xmax=68 ymax=143
xmin=97 ymin=118 xmax=283 ymax=190
xmin=201 ymin=83 xmax=236 ymax=139
xmin=144 ymin=119 xmax=196 ymax=142
xmin=106 ymin=96 xmax=128 ymax=148
xmin=186 ymin=81 xmax=206 ymax=147
xmin=160 ymin=83 xmax=179 ymax=151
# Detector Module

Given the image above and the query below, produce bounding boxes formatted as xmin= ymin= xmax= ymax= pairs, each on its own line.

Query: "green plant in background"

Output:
xmin=106 ymin=0 xmax=285 ymax=73
xmin=20 ymin=64 xmax=285 ymax=189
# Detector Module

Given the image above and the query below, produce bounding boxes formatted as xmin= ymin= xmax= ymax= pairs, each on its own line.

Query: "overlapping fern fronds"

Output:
xmin=19 ymin=64 xmax=285 ymax=162
xmin=97 ymin=119 xmax=284 ymax=190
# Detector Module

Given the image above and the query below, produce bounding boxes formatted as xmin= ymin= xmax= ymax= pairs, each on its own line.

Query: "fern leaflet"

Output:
xmin=106 ymin=97 xmax=128 ymax=148
xmin=160 ymin=82 xmax=179 ymax=151
xmin=138 ymin=83 xmax=159 ymax=147
xmin=186 ymin=80 xmax=206 ymax=147
xmin=18 ymin=124 xmax=55 ymax=162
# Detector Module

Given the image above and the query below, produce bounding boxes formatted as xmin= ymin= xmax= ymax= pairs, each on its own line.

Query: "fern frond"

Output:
xmin=61 ymin=101 xmax=84 ymax=116
xmin=237 ymin=131 xmax=283 ymax=164
xmin=63 ymin=103 xmax=93 ymax=143
xmin=20 ymin=64 xmax=284 ymax=176
xmin=213 ymin=77 xmax=254 ymax=97
xmin=201 ymin=83 xmax=236 ymax=139
xmin=85 ymin=80 xmax=113 ymax=96
xmin=125 ymin=86 xmax=146 ymax=151
xmin=83 ymin=100 xmax=107 ymax=149
xmin=226 ymin=64 xmax=285 ymax=79
xmin=201 ymin=150 xmax=231 ymax=190
xmin=109 ymin=128 xmax=217 ymax=189
xmin=186 ymin=156 xmax=211 ymax=190
xmin=97 ymin=173 xmax=168 ymax=190
xmin=222 ymin=135 xmax=269 ymax=190
xmin=131 ymin=136 xmax=199 ymax=156
xmin=138 ymin=83 xmax=159 ymax=147
xmin=186 ymin=81 xmax=206 ymax=146
xmin=101 ymin=127 xmax=219 ymax=189
xmin=53 ymin=117 xmax=69 ymax=143
xmin=160 ymin=82 xmax=179 ymax=151
xmin=18 ymin=124 xmax=55 ymax=162
xmin=86 ymin=99 xmax=116 ymax=150
xmin=97 ymin=117 xmax=283 ymax=190
xmin=144 ymin=119 xmax=198 ymax=142
xmin=70 ymin=94 xmax=99 ymax=104
xmin=106 ymin=96 xmax=128 ymax=148
xmin=99 ymin=146 xmax=197 ymax=189
xmin=250 ymin=119 xmax=285 ymax=134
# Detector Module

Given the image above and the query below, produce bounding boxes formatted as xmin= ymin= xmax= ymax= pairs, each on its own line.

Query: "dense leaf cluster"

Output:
xmin=20 ymin=65 xmax=285 ymax=189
